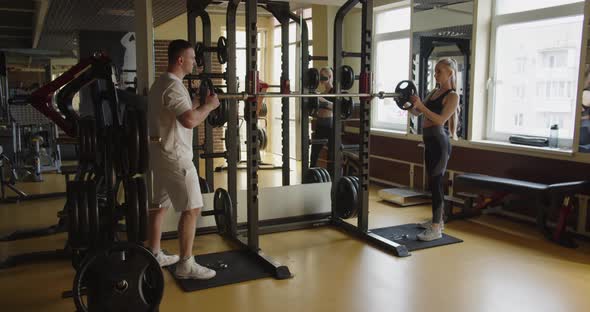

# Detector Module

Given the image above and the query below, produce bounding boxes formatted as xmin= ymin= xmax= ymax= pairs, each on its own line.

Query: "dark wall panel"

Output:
xmin=369 ymin=157 xmax=410 ymax=186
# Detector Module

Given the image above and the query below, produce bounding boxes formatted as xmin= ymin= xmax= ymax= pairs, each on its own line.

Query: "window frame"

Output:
xmin=485 ymin=1 xmax=585 ymax=148
xmin=371 ymin=4 xmax=412 ymax=133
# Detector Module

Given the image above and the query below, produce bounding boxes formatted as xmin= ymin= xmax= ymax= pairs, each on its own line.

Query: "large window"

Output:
xmin=372 ymin=5 xmax=411 ymax=132
xmin=487 ymin=0 xmax=584 ymax=148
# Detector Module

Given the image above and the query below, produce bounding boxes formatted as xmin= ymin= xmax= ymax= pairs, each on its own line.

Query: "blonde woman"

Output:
xmin=310 ymin=67 xmax=334 ymax=167
xmin=409 ymin=58 xmax=460 ymax=241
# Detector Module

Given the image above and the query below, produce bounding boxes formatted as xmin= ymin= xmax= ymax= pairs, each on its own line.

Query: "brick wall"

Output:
xmin=154 ymin=40 xmax=224 ymax=153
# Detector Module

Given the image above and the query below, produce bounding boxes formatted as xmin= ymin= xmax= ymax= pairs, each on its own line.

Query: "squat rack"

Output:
xmin=325 ymin=0 xmax=409 ymax=256
xmin=186 ymin=0 xmax=409 ymax=259
xmin=187 ymin=0 xmax=292 ymax=279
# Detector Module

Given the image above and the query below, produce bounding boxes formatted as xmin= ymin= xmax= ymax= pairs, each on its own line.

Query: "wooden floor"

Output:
xmin=1 ymin=155 xmax=590 ymax=312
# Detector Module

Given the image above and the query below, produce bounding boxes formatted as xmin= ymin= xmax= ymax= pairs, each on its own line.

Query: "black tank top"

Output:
xmin=425 ymin=89 xmax=455 ymax=115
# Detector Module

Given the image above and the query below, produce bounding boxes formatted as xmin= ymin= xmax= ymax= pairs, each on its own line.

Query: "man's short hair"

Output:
xmin=168 ymin=39 xmax=193 ymax=65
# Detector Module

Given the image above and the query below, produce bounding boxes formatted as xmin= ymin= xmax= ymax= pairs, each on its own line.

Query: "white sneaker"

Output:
xmin=175 ymin=257 xmax=217 ymax=280
xmin=417 ymin=225 xmax=443 ymax=242
xmin=418 ymin=220 xmax=444 ymax=230
xmin=154 ymin=251 xmax=180 ymax=267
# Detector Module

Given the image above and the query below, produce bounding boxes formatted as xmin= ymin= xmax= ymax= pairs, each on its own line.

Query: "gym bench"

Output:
xmin=450 ymin=173 xmax=589 ymax=248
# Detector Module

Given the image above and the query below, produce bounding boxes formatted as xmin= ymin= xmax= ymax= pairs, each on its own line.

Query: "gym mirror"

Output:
xmin=409 ymin=0 xmax=473 ymax=139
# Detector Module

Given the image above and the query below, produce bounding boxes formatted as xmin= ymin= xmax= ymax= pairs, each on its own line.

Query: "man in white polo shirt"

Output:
xmin=147 ymin=39 xmax=219 ymax=280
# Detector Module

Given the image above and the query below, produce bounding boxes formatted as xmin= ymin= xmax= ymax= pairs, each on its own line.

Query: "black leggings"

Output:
xmin=423 ymin=126 xmax=451 ymax=224
xmin=310 ymin=117 xmax=332 ymax=168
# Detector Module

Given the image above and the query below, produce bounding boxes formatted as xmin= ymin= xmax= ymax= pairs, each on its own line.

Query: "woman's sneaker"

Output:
xmin=417 ymin=225 xmax=443 ymax=242
xmin=418 ymin=220 xmax=444 ymax=230
xmin=175 ymin=257 xmax=217 ymax=280
xmin=154 ymin=251 xmax=180 ymax=267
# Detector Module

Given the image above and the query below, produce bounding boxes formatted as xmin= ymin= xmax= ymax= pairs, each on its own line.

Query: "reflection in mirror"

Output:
xmin=579 ymin=65 xmax=590 ymax=152
xmin=578 ymin=0 xmax=590 ymax=152
xmin=409 ymin=0 xmax=473 ymax=139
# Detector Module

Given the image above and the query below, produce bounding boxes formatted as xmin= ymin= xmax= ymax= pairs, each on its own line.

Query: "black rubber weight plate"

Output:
xmin=335 ymin=177 xmax=357 ymax=219
xmin=304 ymin=168 xmax=318 ymax=184
xmin=350 ymin=176 xmax=360 ymax=194
xmin=321 ymin=168 xmax=331 ymax=182
xmin=345 ymin=176 xmax=359 ymax=218
xmin=313 ymin=168 xmax=323 ymax=183
xmin=317 ymin=167 xmax=328 ymax=183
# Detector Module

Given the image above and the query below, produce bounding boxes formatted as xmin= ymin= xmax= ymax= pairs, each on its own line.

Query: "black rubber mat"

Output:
xmin=370 ymin=223 xmax=463 ymax=251
xmin=166 ymin=250 xmax=273 ymax=292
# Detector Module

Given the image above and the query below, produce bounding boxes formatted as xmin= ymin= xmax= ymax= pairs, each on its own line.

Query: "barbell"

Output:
xmin=200 ymin=79 xmax=417 ymax=110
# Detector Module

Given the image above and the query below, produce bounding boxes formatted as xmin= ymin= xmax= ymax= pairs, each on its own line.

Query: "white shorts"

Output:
xmin=151 ymin=161 xmax=203 ymax=212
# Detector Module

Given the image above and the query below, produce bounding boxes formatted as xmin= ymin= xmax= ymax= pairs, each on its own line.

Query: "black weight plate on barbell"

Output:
xmin=195 ymin=42 xmax=205 ymax=67
xmin=124 ymin=178 xmax=140 ymax=243
xmin=217 ymin=36 xmax=228 ymax=64
xmin=220 ymin=92 xmax=229 ymax=127
xmin=72 ymin=242 xmax=164 ymax=312
xmin=207 ymin=107 xmax=219 ymax=127
xmin=340 ymin=65 xmax=355 ymax=91
xmin=305 ymin=68 xmax=320 ymax=90
xmin=136 ymin=109 xmax=149 ymax=175
xmin=200 ymin=78 xmax=214 ymax=108
xmin=86 ymin=180 xmax=100 ymax=246
xmin=135 ymin=176 xmax=149 ymax=243
xmin=208 ymin=88 xmax=227 ymax=128
xmin=394 ymin=80 xmax=417 ymax=110
xmin=67 ymin=181 xmax=80 ymax=248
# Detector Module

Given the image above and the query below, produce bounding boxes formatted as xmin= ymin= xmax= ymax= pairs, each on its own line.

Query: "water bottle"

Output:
xmin=549 ymin=124 xmax=559 ymax=148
